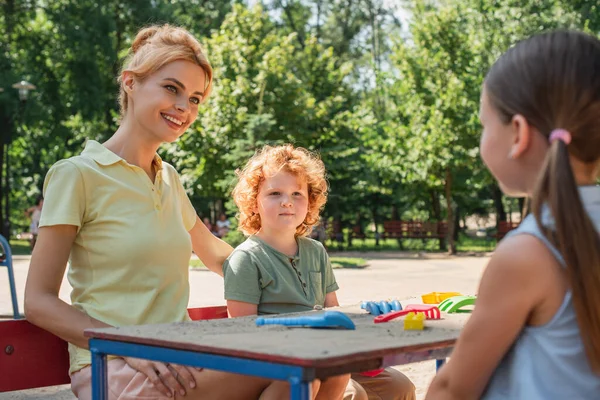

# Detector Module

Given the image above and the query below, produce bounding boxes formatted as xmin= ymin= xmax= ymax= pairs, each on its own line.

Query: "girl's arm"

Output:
xmin=189 ymin=215 xmax=233 ymax=277
xmin=24 ymin=225 xmax=111 ymax=348
xmin=425 ymin=235 xmax=558 ymax=400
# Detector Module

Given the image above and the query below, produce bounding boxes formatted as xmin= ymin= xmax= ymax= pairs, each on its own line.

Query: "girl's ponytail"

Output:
xmin=532 ymin=135 xmax=600 ymax=373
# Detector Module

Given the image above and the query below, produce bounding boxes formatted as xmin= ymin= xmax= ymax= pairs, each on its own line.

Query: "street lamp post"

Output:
xmin=1 ymin=80 xmax=36 ymax=238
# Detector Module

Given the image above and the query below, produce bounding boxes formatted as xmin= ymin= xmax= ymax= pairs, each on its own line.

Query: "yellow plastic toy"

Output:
xmin=421 ymin=292 xmax=462 ymax=304
xmin=404 ymin=312 xmax=425 ymax=330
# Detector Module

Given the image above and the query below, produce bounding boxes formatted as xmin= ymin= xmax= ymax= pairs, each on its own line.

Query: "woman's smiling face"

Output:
xmin=124 ymin=59 xmax=207 ymax=143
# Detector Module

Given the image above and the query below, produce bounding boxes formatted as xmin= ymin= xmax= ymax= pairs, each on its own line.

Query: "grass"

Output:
xmin=330 ymin=256 xmax=368 ymax=269
xmin=456 ymin=233 xmax=496 ymax=252
xmin=8 ymin=232 xmax=493 ymax=261
xmin=189 ymin=259 xmax=207 ymax=269
xmin=189 ymin=256 xmax=368 ymax=269
xmin=8 ymin=239 xmax=33 ymax=255
xmin=326 ymin=232 xmax=495 ymax=253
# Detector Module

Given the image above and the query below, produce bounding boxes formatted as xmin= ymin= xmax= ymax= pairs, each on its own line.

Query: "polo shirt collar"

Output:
xmin=82 ymin=140 xmax=163 ymax=170
xmin=250 ymin=235 xmax=301 ymax=261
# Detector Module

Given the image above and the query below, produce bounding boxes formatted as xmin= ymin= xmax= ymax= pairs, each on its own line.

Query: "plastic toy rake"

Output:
xmin=256 ymin=311 xmax=356 ymax=330
xmin=374 ymin=305 xmax=441 ymax=323
xmin=361 ymin=300 xmax=402 ymax=316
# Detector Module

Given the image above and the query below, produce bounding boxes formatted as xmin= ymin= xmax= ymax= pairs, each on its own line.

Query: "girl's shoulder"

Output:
xmin=488 ymin=232 xmax=566 ymax=314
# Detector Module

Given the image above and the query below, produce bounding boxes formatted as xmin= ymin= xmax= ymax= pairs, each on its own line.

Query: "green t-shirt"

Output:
xmin=223 ymin=235 xmax=339 ymax=315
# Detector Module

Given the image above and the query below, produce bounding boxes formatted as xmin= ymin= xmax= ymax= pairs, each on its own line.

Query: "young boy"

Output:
xmin=224 ymin=144 xmax=416 ymax=400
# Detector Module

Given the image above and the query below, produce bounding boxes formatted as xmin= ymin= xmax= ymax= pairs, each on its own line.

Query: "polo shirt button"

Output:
xmin=302 ymin=282 xmax=306 ymax=287
xmin=155 ymin=205 xmax=161 ymax=210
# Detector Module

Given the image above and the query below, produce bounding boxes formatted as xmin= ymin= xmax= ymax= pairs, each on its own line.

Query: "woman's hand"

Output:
xmin=123 ymin=357 xmax=202 ymax=397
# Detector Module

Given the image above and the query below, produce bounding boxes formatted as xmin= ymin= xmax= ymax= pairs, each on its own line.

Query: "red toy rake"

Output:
xmin=373 ymin=305 xmax=441 ymax=323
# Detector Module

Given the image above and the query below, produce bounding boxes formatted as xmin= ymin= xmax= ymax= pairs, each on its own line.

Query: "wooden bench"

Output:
xmin=0 ymin=306 xmax=228 ymax=393
xmin=347 ymin=225 xmax=368 ymax=246
xmin=495 ymin=221 xmax=520 ymax=240
xmin=381 ymin=220 xmax=448 ymax=241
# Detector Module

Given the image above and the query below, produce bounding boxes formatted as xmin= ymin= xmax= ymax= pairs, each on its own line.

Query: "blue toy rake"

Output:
xmin=256 ymin=311 xmax=356 ymax=330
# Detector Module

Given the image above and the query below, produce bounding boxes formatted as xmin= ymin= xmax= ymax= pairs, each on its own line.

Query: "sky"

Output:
xmin=245 ymin=0 xmax=411 ymax=28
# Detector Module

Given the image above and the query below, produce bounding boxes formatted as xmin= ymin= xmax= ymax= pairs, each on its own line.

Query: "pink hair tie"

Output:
xmin=549 ymin=129 xmax=572 ymax=145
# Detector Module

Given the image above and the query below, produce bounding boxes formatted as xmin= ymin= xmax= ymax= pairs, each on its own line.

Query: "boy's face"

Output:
xmin=254 ymin=169 xmax=309 ymax=235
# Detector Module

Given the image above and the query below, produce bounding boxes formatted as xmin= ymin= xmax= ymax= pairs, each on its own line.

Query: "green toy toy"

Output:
xmin=438 ymin=295 xmax=476 ymax=313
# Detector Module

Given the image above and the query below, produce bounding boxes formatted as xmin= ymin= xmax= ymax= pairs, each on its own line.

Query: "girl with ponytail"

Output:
xmin=427 ymin=30 xmax=600 ymax=400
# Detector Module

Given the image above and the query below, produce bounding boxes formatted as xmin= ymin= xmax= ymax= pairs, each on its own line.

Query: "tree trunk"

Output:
xmin=372 ymin=207 xmax=379 ymax=246
xmin=492 ymin=184 xmax=506 ymax=227
xmin=518 ymin=197 xmax=527 ymax=220
xmin=429 ymin=189 xmax=446 ymax=250
xmin=454 ymin=206 xmax=460 ymax=242
xmin=390 ymin=205 xmax=402 ymax=248
xmin=445 ymin=168 xmax=456 ymax=255
xmin=348 ymin=212 xmax=360 ymax=247
xmin=391 ymin=205 xmax=399 ymax=220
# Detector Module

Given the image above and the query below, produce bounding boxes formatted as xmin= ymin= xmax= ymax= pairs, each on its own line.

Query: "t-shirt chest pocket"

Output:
xmin=309 ymin=272 xmax=324 ymax=305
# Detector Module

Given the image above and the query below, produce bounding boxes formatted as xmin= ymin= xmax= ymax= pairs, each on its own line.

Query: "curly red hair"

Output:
xmin=232 ymin=144 xmax=328 ymax=237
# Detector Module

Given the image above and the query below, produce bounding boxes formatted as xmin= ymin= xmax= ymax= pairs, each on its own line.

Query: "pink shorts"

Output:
xmin=71 ymin=358 xmax=185 ymax=399
xmin=71 ymin=358 xmax=272 ymax=400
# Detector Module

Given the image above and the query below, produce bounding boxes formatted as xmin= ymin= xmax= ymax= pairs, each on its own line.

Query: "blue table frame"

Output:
xmin=0 ymin=234 xmax=20 ymax=320
xmin=87 ymin=310 xmax=467 ymax=400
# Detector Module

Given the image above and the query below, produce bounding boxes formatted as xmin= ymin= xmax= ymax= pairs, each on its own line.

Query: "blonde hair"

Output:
xmin=118 ymin=24 xmax=213 ymax=116
xmin=233 ymin=145 xmax=328 ymax=237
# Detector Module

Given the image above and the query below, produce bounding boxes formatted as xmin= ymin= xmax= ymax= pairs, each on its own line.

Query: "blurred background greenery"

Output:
xmin=1 ymin=0 xmax=597 ymax=254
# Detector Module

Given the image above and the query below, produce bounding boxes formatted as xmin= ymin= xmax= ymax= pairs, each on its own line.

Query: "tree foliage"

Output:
xmin=0 ymin=0 xmax=597 ymax=251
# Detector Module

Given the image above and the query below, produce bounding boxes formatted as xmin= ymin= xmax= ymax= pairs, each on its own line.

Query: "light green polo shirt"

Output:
xmin=40 ymin=140 xmax=197 ymax=374
xmin=223 ymin=235 xmax=339 ymax=315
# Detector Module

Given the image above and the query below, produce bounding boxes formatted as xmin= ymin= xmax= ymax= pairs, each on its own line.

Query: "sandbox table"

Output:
xmin=85 ymin=306 xmax=469 ymax=400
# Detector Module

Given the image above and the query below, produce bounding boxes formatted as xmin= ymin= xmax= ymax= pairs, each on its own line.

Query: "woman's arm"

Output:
xmin=425 ymin=235 xmax=556 ymax=400
xmin=24 ymin=225 xmax=111 ymax=349
xmin=189 ymin=215 xmax=233 ymax=276
xmin=26 ymin=224 xmax=201 ymax=396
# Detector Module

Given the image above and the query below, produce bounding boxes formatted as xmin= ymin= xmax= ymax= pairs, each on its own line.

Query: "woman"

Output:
xmin=24 ymin=24 xmax=270 ymax=399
